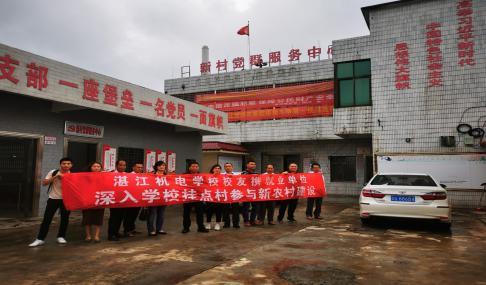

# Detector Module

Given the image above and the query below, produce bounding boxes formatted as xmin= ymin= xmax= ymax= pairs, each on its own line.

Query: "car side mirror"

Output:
xmin=440 ymin=184 xmax=447 ymax=189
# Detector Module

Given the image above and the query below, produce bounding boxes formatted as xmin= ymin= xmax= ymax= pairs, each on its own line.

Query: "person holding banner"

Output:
xmin=259 ymin=164 xmax=277 ymax=225
xmin=277 ymin=163 xmax=299 ymax=223
xmin=222 ymin=162 xmax=240 ymax=229
xmin=29 ymin=157 xmax=73 ymax=247
xmin=147 ymin=161 xmax=168 ymax=236
xmin=241 ymin=159 xmax=260 ymax=226
xmin=108 ymin=160 xmax=127 ymax=241
xmin=81 ymin=162 xmax=104 ymax=243
xmin=182 ymin=161 xmax=209 ymax=234
xmin=306 ymin=162 xmax=324 ymax=220
xmin=123 ymin=162 xmax=144 ymax=237
xmin=205 ymin=164 xmax=223 ymax=231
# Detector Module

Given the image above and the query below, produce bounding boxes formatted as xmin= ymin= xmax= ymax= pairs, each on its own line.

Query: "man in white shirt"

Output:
xmin=259 ymin=164 xmax=276 ymax=225
xmin=108 ymin=160 xmax=128 ymax=241
xmin=306 ymin=162 xmax=324 ymax=220
xmin=29 ymin=157 xmax=73 ymax=247
xmin=222 ymin=162 xmax=240 ymax=228
xmin=277 ymin=162 xmax=299 ymax=223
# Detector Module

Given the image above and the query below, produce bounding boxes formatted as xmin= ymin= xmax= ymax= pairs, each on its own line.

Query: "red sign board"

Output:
xmin=196 ymin=81 xmax=333 ymax=122
xmin=64 ymin=121 xmax=104 ymax=138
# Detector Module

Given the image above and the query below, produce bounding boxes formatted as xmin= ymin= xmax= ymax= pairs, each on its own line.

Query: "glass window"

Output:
xmin=355 ymin=78 xmax=370 ymax=105
xmin=354 ymin=60 xmax=371 ymax=77
xmin=337 ymin=62 xmax=353 ymax=78
xmin=371 ymin=175 xmax=437 ymax=186
xmin=335 ymin=59 xmax=371 ymax=107
xmin=339 ymin=80 xmax=354 ymax=107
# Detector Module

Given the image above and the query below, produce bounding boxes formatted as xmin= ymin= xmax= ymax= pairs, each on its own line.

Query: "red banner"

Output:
xmin=195 ymin=81 xmax=334 ymax=122
xmin=204 ymin=94 xmax=334 ymax=112
xmin=62 ymin=173 xmax=326 ymax=210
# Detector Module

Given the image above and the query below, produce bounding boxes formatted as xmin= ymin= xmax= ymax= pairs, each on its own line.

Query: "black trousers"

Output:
xmin=223 ymin=203 xmax=240 ymax=227
xmin=242 ymin=202 xmax=261 ymax=223
xmin=278 ymin=199 xmax=298 ymax=221
xmin=123 ymin=207 xmax=141 ymax=233
xmin=183 ymin=202 xmax=205 ymax=230
xmin=241 ymin=202 xmax=250 ymax=223
xmin=206 ymin=202 xmax=223 ymax=223
xmin=258 ymin=201 xmax=276 ymax=222
xmin=37 ymin=198 xmax=70 ymax=240
xmin=108 ymin=208 xmax=125 ymax=237
xmin=306 ymin=197 xmax=323 ymax=218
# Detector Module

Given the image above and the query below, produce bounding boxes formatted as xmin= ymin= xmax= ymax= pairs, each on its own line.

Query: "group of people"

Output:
xmin=28 ymin=157 xmax=323 ymax=247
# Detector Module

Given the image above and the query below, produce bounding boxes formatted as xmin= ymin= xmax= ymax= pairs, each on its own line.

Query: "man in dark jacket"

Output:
xmin=182 ymin=161 xmax=209 ymax=234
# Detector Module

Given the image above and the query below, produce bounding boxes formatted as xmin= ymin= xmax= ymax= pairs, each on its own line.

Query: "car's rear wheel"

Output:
xmin=360 ymin=217 xmax=372 ymax=226
xmin=438 ymin=222 xmax=451 ymax=231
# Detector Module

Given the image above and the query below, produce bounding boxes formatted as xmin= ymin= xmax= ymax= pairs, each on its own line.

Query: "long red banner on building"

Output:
xmin=62 ymin=172 xmax=326 ymax=210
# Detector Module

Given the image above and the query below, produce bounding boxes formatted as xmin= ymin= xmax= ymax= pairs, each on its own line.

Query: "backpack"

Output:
xmin=47 ymin=169 xmax=59 ymax=194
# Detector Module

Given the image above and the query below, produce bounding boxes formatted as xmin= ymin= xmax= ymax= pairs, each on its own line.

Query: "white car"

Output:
xmin=359 ymin=173 xmax=451 ymax=228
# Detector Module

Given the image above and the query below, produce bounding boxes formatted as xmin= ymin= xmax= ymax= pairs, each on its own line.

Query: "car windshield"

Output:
xmin=370 ymin=175 xmax=437 ymax=186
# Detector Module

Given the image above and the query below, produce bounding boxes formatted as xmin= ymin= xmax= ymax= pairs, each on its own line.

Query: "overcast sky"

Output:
xmin=0 ymin=0 xmax=385 ymax=92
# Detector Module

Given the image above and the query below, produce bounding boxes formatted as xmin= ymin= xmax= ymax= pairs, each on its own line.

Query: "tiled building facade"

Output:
xmin=165 ymin=0 xmax=486 ymax=207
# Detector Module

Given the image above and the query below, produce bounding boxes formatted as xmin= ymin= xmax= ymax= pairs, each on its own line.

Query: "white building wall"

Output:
xmin=165 ymin=60 xmax=334 ymax=96
xmin=368 ymin=0 xmax=486 ymax=154
xmin=332 ymin=36 xmax=374 ymax=136
xmin=204 ymin=117 xmax=341 ymax=143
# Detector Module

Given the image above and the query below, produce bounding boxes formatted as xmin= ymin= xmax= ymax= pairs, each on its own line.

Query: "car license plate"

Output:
xmin=391 ymin=195 xmax=415 ymax=202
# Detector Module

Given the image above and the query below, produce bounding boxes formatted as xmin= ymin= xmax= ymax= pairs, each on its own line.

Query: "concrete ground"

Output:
xmin=0 ymin=202 xmax=485 ymax=285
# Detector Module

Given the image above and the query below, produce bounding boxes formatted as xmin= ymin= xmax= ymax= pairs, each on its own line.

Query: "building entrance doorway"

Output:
xmin=66 ymin=140 xmax=98 ymax=173
xmin=0 ymin=136 xmax=37 ymax=217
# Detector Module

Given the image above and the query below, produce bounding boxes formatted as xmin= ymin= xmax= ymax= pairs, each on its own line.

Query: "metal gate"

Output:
xmin=0 ymin=136 xmax=37 ymax=217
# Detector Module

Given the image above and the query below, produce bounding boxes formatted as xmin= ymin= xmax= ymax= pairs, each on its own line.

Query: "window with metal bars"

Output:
xmin=329 ymin=156 xmax=356 ymax=182
xmin=117 ymin=147 xmax=144 ymax=173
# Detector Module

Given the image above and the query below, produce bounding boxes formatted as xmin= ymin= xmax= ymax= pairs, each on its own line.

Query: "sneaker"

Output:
xmin=314 ymin=216 xmax=323 ymax=220
xmin=157 ymin=231 xmax=167 ymax=235
xmin=29 ymin=239 xmax=45 ymax=247
xmin=205 ymin=223 xmax=211 ymax=230
xmin=214 ymin=223 xmax=221 ymax=231
xmin=306 ymin=216 xmax=314 ymax=220
xmin=56 ymin=237 xmax=67 ymax=244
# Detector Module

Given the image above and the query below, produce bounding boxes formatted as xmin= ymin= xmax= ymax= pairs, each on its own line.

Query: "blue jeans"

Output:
xmin=147 ymin=206 xmax=166 ymax=233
